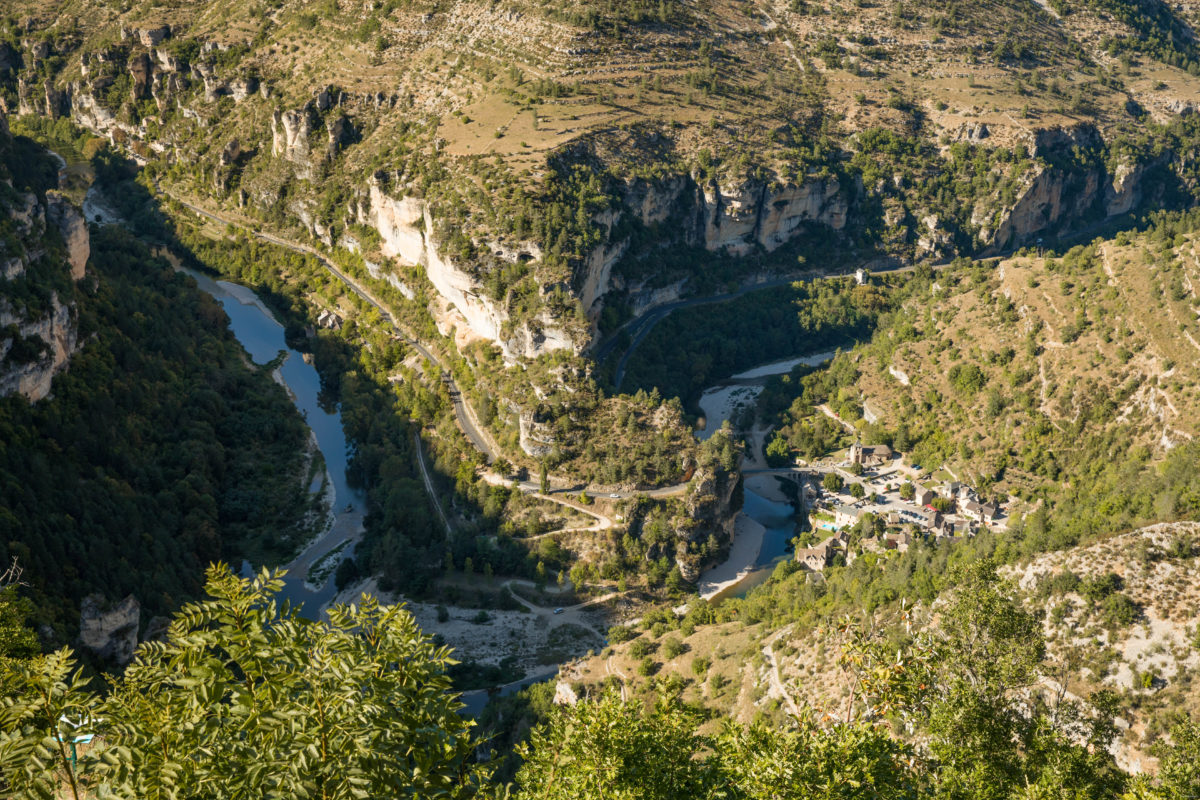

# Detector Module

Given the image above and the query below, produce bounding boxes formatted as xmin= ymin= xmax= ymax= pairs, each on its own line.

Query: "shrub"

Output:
xmin=1102 ymin=593 xmax=1139 ymax=627
xmin=608 ymin=625 xmax=636 ymax=644
xmin=629 ymin=639 xmax=655 ymax=659
xmin=637 ymin=657 xmax=659 ymax=677
xmin=662 ymin=637 xmax=687 ymax=659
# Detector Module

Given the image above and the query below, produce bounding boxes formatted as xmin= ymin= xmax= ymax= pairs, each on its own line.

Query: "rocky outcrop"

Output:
xmin=1105 ymin=155 xmax=1168 ymax=217
xmin=45 ymin=191 xmax=89 ymax=280
xmin=553 ymin=680 xmax=579 ymax=706
xmin=977 ymin=165 xmax=1099 ymax=251
xmin=79 ymin=594 xmax=140 ymax=665
xmin=620 ymin=175 xmax=690 ymax=227
xmin=0 ymin=295 xmax=79 ymax=401
xmin=272 ymin=105 xmax=316 ymax=177
xmin=133 ymin=25 xmax=171 ymax=48
xmin=366 ymin=177 xmax=577 ymax=360
xmin=0 ymin=116 xmax=89 ymax=401
xmin=672 ymin=459 xmax=738 ymax=582
xmin=230 ymin=76 xmax=258 ymax=102
xmin=970 ymin=125 xmax=1116 ymax=252
xmin=571 ymin=171 xmax=848 ymax=333
xmin=16 ymin=76 xmax=70 ymax=118
xmin=700 ymin=176 xmax=847 ymax=255
xmin=128 ymin=52 xmax=153 ymax=100
xmin=518 ymin=406 xmax=557 ymax=457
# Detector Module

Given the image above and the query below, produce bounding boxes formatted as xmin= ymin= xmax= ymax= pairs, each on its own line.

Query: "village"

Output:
xmin=790 ymin=441 xmax=1010 ymax=573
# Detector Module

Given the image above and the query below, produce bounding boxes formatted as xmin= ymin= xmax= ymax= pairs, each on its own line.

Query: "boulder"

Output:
xmin=79 ymin=594 xmax=140 ymax=665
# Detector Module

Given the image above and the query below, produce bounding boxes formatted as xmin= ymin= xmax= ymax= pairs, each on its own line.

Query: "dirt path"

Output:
xmin=605 ymin=654 xmax=629 ymax=701
xmin=763 ymin=625 xmax=802 ymax=718
xmin=816 ymin=404 xmax=857 ymax=434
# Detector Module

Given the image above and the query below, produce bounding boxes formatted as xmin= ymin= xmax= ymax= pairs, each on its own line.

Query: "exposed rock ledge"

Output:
xmin=364 ymin=177 xmax=576 ymax=361
xmin=79 ymin=594 xmax=140 ymax=665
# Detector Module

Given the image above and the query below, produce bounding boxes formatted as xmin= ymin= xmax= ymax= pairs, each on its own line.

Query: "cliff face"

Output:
xmin=365 ymin=178 xmax=576 ymax=361
xmin=670 ymin=463 xmax=739 ymax=583
xmin=0 ymin=33 xmax=1181 ymax=367
xmin=698 ymin=176 xmax=848 ymax=256
xmin=79 ymin=594 xmax=140 ymax=665
xmin=0 ymin=294 xmax=80 ymax=401
xmin=0 ymin=115 xmax=90 ymax=401
xmin=574 ymin=173 xmax=849 ymax=328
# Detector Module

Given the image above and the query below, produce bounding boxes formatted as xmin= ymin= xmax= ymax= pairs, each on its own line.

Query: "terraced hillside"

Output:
xmin=9 ymin=0 xmax=1200 ymax=380
xmin=842 ymin=215 xmax=1200 ymax=513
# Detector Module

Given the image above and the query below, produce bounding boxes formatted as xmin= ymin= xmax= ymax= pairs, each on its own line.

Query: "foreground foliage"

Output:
xmin=0 ymin=567 xmax=487 ymax=799
xmin=513 ymin=563 xmax=1191 ymax=800
xmin=2 ymin=563 xmax=1199 ymax=798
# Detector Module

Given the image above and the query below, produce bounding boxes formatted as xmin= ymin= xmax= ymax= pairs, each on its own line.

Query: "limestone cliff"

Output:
xmin=365 ymin=176 xmax=576 ymax=361
xmin=0 ymin=294 xmax=80 ymax=401
xmin=0 ymin=114 xmax=90 ymax=401
xmin=670 ymin=463 xmax=740 ymax=582
xmin=1 ymin=34 xmax=1187 ymax=370
xmin=698 ymin=176 xmax=848 ymax=256
xmin=574 ymin=172 xmax=849 ymax=329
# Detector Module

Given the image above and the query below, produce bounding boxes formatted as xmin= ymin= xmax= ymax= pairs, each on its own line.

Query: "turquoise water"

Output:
xmin=183 ymin=269 xmax=363 ymax=614
xmin=724 ymin=486 xmax=796 ymax=598
xmin=743 ymin=487 xmax=796 ymax=567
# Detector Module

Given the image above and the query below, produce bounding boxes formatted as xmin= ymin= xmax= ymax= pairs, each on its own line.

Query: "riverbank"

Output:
xmin=177 ymin=262 xmax=365 ymax=615
xmin=697 ymin=384 xmax=764 ymax=440
xmin=696 ymin=513 xmax=767 ymax=600
xmin=692 ymin=351 xmax=839 ymax=600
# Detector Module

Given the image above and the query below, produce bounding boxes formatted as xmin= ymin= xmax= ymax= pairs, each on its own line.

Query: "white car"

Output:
xmin=609 ymin=493 xmax=620 ymax=498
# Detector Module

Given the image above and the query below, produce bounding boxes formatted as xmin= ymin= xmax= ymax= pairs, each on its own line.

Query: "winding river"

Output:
xmin=695 ymin=349 xmax=838 ymax=600
xmin=182 ymin=268 xmax=365 ymax=616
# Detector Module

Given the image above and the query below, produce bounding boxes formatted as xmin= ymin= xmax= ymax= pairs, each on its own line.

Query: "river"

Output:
xmin=182 ymin=268 xmax=365 ymax=616
xmin=695 ymin=349 xmax=837 ymax=600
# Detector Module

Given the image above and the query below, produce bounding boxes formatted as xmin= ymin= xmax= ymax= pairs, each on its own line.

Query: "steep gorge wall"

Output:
xmin=0 ymin=112 xmax=90 ymax=401
xmin=363 ymin=177 xmax=577 ymax=361
xmin=574 ymin=173 xmax=850 ymax=333
xmin=2 ymin=33 xmax=1182 ymax=365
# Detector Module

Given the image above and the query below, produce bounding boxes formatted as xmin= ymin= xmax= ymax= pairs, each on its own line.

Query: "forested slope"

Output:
xmin=0 ymin=217 xmax=314 ymax=635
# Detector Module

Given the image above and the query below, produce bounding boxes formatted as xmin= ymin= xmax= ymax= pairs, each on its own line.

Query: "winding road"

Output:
xmin=165 ymin=190 xmax=702 ymax=508
xmin=163 ymin=190 xmax=503 ymax=463
xmin=595 ymin=273 xmax=815 ymax=390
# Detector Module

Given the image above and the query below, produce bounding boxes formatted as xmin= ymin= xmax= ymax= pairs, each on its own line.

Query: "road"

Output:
xmin=598 ymin=273 xmax=814 ymax=390
xmin=167 ymin=192 xmax=711 ymax=505
xmin=413 ymin=430 xmax=453 ymax=535
xmin=164 ymin=190 xmax=500 ymax=463
xmin=598 ymin=253 xmax=969 ymax=392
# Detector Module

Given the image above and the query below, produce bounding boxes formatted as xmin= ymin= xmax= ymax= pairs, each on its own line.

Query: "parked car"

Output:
xmin=553 ymin=607 xmax=564 ymax=615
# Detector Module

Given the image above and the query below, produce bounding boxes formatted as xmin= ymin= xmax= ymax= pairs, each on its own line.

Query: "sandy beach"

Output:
xmin=696 ymin=513 xmax=767 ymax=600
xmin=697 ymin=384 xmax=765 ymax=440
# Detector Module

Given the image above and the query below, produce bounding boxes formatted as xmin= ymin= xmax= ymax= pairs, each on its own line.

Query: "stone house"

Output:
xmin=848 ymin=442 xmax=894 ymax=468
xmin=796 ymin=531 xmax=848 ymax=571
xmin=833 ymin=503 xmax=863 ymax=529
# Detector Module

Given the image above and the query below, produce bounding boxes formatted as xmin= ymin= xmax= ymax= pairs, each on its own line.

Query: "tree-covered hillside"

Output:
xmin=0 ymin=221 xmax=315 ymax=635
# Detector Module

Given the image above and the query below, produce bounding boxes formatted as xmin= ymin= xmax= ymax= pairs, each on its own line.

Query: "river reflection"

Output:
xmin=182 ymin=268 xmax=363 ymax=616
